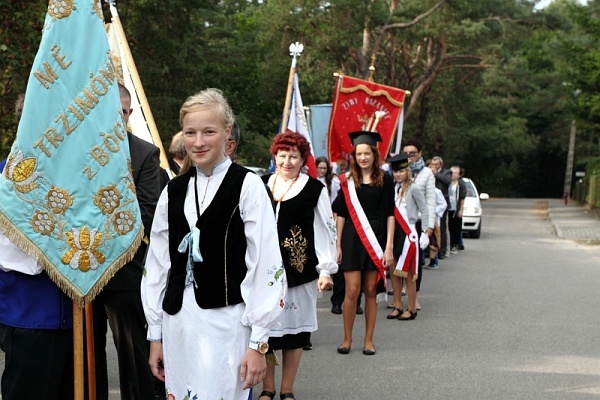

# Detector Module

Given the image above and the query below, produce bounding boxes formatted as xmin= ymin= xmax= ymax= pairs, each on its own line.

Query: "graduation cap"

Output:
xmin=386 ymin=153 xmax=410 ymax=171
xmin=348 ymin=131 xmax=382 ymax=147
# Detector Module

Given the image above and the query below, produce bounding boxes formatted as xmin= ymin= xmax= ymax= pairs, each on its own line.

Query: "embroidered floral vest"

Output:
xmin=270 ymin=177 xmax=322 ymax=288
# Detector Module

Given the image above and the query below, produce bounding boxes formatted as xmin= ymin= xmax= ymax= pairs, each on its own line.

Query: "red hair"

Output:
xmin=270 ymin=132 xmax=311 ymax=164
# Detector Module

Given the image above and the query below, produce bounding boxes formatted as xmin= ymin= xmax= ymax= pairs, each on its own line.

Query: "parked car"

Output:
xmin=461 ymin=178 xmax=489 ymax=239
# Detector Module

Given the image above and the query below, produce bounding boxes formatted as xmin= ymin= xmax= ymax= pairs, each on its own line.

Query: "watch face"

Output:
xmin=258 ymin=342 xmax=269 ymax=354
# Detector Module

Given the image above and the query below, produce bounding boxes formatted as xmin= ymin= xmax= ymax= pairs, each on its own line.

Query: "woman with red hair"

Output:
xmin=258 ymin=132 xmax=338 ymax=400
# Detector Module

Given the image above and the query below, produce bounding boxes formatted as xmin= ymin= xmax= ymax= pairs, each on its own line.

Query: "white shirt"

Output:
xmin=317 ymin=175 xmax=341 ymax=205
xmin=0 ymin=231 xmax=42 ymax=274
xmin=267 ymin=173 xmax=338 ymax=337
xmin=141 ymin=158 xmax=286 ymax=343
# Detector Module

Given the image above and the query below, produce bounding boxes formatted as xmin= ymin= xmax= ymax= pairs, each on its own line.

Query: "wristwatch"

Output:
xmin=249 ymin=341 xmax=269 ymax=354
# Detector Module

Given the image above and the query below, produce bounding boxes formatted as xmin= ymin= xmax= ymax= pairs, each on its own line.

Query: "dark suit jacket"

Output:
xmin=451 ymin=178 xmax=467 ymax=216
xmin=435 ymin=167 xmax=452 ymax=201
xmin=105 ymin=133 xmax=162 ymax=291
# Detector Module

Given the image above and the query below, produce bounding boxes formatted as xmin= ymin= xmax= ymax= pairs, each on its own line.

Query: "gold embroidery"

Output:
xmin=46 ymin=186 xmax=73 ymax=214
xmin=62 ymin=226 xmax=106 ymax=272
xmin=48 ymin=0 xmax=75 ymax=20
xmin=94 ymin=185 xmax=121 ymax=214
xmin=112 ymin=211 xmax=134 ymax=235
xmin=92 ymin=0 xmax=103 ymax=20
xmin=30 ymin=211 xmax=56 ymax=236
xmin=282 ymin=225 xmax=307 ymax=273
xmin=4 ymin=150 xmax=43 ymax=193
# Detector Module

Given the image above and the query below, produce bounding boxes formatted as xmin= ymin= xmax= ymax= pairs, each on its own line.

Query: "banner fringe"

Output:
xmin=0 ymin=210 xmax=143 ymax=307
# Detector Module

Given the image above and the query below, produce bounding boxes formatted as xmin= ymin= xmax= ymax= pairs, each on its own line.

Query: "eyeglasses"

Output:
xmin=406 ymin=151 xmax=418 ymax=156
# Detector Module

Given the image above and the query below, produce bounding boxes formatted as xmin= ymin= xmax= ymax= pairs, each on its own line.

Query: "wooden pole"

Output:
xmin=280 ymin=42 xmax=304 ymax=134
xmin=109 ymin=2 xmax=172 ymax=176
xmin=73 ymin=303 xmax=85 ymax=400
xmin=85 ymin=303 xmax=97 ymax=400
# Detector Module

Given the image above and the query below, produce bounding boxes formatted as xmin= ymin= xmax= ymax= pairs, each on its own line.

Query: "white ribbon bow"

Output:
xmin=178 ymin=226 xmax=203 ymax=287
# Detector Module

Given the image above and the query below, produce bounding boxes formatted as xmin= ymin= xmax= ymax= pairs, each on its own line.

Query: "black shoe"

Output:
xmin=356 ymin=305 xmax=364 ymax=315
xmin=386 ymin=307 xmax=402 ymax=319
xmin=303 ymin=341 xmax=313 ymax=350
xmin=458 ymin=245 xmax=465 ymax=250
xmin=398 ymin=310 xmax=417 ymax=320
xmin=337 ymin=345 xmax=351 ymax=354
xmin=362 ymin=348 xmax=376 ymax=355
xmin=258 ymin=390 xmax=276 ymax=399
xmin=331 ymin=304 xmax=342 ymax=314
xmin=438 ymin=254 xmax=446 ymax=260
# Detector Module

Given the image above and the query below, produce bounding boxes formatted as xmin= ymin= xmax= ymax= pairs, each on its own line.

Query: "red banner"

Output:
xmin=327 ymin=75 xmax=407 ymax=165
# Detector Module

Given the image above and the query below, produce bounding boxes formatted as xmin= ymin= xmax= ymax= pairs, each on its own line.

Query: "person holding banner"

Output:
xmin=0 ymin=165 xmax=75 ymax=400
xmin=258 ymin=132 xmax=337 ymax=400
xmin=91 ymin=84 xmax=164 ymax=400
xmin=386 ymin=153 xmax=429 ymax=321
xmin=141 ymin=88 xmax=286 ymax=400
xmin=335 ymin=131 xmax=395 ymax=356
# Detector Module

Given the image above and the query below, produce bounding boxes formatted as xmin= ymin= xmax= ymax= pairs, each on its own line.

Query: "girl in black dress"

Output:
xmin=335 ymin=131 xmax=395 ymax=356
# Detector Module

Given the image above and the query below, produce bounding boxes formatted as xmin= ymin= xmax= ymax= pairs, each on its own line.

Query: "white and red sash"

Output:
xmin=340 ymin=174 xmax=387 ymax=297
xmin=393 ymin=195 xmax=419 ymax=279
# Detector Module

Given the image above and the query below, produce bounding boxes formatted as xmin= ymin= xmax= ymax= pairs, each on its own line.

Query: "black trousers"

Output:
xmin=439 ymin=209 xmax=449 ymax=255
xmin=91 ymin=289 xmax=164 ymax=400
xmin=416 ymin=220 xmax=424 ymax=292
xmin=0 ymin=323 xmax=74 ymax=400
xmin=448 ymin=212 xmax=463 ymax=248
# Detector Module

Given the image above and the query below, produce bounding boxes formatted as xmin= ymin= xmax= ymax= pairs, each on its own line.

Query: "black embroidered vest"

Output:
xmin=266 ymin=177 xmax=323 ymax=288
xmin=163 ymin=164 xmax=249 ymax=314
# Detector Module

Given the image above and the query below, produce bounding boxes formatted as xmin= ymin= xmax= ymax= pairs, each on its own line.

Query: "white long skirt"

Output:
xmin=163 ymin=286 xmax=251 ymax=400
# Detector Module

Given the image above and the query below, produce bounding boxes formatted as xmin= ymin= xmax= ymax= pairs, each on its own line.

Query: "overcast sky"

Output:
xmin=535 ymin=0 xmax=588 ymax=9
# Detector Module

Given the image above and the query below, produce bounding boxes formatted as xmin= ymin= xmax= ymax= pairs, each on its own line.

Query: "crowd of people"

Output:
xmin=0 ymin=86 xmax=470 ymax=400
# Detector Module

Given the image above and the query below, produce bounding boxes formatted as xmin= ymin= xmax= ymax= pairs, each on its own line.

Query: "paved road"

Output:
xmin=2 ymin=198 xmax=600 ymax=399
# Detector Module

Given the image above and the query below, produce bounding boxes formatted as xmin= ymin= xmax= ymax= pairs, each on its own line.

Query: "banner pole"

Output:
xmin=73 ymin=303 xmax=85 ymax=400
xmin=108 ymin=2 xmax=173 ymax=177
xmin=85 ymin=303 xmax=97 ymax=400
xmin=280 ymin=42 xmax=304 ymax=133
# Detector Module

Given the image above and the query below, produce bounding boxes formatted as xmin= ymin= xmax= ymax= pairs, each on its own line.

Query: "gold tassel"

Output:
xmin=266 ymin=352 xmax=280 ymax=366
xmin=393 ymin=269 xmax=408 ymax=278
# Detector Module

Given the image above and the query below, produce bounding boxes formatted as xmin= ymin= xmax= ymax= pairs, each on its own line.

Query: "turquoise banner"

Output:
xmin=0 ymin=0 xmax=142 ymax=305
xmin=307 ymin=104 xmax=332 ymax=159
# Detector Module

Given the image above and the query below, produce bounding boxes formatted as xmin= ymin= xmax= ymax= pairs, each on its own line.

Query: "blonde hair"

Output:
xmin=178 ymin=88 xmax=235 ymax=175
xmin=396 ymin=167 xmax=412 ymax=200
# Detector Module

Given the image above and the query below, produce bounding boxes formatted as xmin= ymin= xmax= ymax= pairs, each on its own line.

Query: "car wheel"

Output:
xmin=471 ymin=221 xmax=482 ymax=239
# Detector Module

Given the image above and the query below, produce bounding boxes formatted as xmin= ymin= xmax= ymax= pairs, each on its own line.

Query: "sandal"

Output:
xmin=398 ymin=310 xmax=417 ymax=320
xmin=259 ymin=391 xmax=276 ymax=399
xmin=386 ymin=307 xmax=402 ymax=319
xmin=280 ymin=393 xmax=296 ymax=399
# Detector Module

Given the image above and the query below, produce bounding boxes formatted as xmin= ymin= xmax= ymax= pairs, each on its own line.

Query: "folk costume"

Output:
xmin=141 ymin=158 xmax=286 ymax=400
xmin=264 ymin=173 xmax=338 ymax=349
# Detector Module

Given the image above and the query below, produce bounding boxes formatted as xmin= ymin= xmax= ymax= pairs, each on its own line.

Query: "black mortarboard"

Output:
xmin=348 ymin=131 xmax=382 ymax=147
xmin=386 ymin=153 xmax=410 ymax=171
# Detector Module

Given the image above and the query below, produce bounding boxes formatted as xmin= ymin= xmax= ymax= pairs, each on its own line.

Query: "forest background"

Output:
xmin=1 ymin=0 xmax=599 ymax=200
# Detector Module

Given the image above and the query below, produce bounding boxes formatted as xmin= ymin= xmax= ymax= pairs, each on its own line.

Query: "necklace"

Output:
xmin=271 ymin=173 xmax=298 ymax=202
